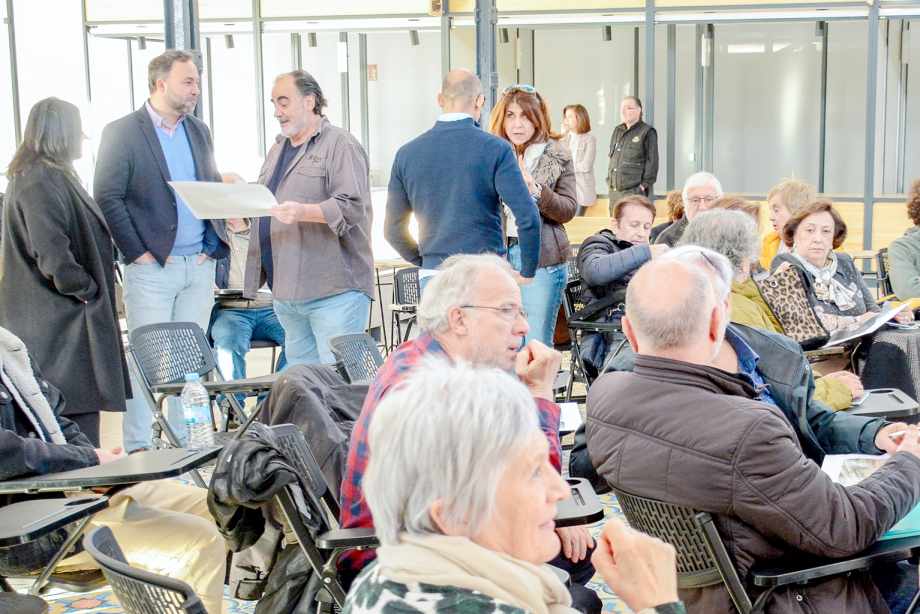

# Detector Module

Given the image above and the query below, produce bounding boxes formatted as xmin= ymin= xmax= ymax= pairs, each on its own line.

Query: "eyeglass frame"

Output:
xmin=686 ymin=195 xmax=719 ymax=206
xmin=459 ymin=304 xmax=528 ymax=321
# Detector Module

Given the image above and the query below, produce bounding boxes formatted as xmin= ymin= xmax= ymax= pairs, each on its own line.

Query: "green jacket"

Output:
xmin=889 ymin=226 xmax=920 ymax=300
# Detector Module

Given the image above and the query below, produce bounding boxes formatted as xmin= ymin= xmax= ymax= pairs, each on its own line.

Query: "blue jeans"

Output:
xmin=273 ymin=290 xmax=371 ymax=365
xmin=122 ymin=255 xmax=216 ymax=452
xmin=210 ymin=306 xmax=287 ymax=380
xmin=508 ymin=245 xmax=567 ymax=346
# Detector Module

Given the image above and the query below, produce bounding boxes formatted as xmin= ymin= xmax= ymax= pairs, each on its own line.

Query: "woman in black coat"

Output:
xmin=0 ymin=97 xmax=130 ymax=444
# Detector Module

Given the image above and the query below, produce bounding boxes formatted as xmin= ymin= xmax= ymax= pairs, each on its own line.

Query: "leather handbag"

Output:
xmin=754 ymin=262 xmax=830 ymax=350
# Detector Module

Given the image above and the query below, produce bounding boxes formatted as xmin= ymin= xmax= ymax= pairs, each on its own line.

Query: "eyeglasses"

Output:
xmin=502 ymin=84 xmax=537 ymax=95
xmin=460 ymin=304 xmax=528 ymax=321
xmin=687 ymin=195 xmax=718 ymax=206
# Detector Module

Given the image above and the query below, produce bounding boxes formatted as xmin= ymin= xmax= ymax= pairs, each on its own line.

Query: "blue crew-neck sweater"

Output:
xmin=153 ymin=121 xmax=204 ymax=255
xmin=384 ymin=118 xmax=541 ymax=277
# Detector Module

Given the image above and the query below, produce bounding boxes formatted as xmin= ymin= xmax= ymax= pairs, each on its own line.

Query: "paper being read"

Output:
xmin=168 ymin=181 xmax=276 ymax=219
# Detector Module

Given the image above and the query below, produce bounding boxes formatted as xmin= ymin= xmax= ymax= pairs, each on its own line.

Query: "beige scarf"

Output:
xmin=376 ymin=533 xmax=577 ymax=614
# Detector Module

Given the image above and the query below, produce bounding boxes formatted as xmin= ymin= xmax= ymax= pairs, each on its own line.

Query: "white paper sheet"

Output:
xmin=821 ymin=453 xmax=890 ymax=487
xmin=168 ymin=181 xmax=276 ymax=219
xmin=822 ymin=303 xmax=908 ymax=348
xmin=559 ymin=402 xmax=584 ymax=434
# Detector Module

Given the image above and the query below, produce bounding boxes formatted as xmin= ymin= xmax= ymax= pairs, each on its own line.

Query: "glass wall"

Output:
xmin=0 ymin=2 xmax=15 ymax=191
xmin=825 ymin=20 xmax=868 ymax=194
xmin=906 ymin=20 xmax=919 ymax=188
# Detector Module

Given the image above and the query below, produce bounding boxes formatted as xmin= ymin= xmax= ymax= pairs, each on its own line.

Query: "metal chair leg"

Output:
xmin=29 ymin=516 xmax=94 ymax=596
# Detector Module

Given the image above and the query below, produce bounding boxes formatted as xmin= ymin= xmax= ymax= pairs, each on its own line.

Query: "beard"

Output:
xmin=165 ymin=86 xmax=197 ymax=115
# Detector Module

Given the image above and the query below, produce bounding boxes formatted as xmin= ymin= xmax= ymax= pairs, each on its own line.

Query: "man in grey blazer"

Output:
xmin=94 ymin=49 xmax=227 ymax=452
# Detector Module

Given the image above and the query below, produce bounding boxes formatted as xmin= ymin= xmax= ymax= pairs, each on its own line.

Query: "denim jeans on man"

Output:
xmin=273 ymin=290 xmax=371 ymax=365
xmin=508 ymin=245 xmax=567 ymax=346
xmin=122 ymin=256 xmax=215 ymax=452
xmin=211 ymin=306 xmax=287 ymax=380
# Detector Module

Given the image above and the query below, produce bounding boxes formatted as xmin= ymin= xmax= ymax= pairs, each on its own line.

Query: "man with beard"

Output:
xmin=244 ymin=70 xmax=373 ymax=367
xmin=94 ymin=49 xmax=227 ymax=452
xmin=338 ymin=254 xmax=602 ymax=614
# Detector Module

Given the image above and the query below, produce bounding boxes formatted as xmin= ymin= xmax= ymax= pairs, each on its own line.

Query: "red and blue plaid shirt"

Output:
xmin=338 ymin=334 xmax=562 ymax=572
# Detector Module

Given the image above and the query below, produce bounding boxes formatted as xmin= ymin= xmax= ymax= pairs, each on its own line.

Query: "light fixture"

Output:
xmin=138 ymin=36 xmax=147 ymax=50
xmin=602 ymin=25 xmax=612 ymax=41
xmin=409 ymin=29 xmax=420 ymax=46
xmin=500 ymin=28 xmax=510 ymax=43
xmin=224 ymin=34 xmax=234 ymax=49
xmin=307 ymin=32 xmax=317 ymax=47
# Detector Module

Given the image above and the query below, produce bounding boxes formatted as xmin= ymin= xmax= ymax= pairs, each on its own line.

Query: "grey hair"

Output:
xmin=441 ymin=69 xmax=482 ymax=102
xmin=147 ymin=49 xmax=202 ymax=94
xmin=660 ymin=244 xmax=734 ymax=302
xmin=681 ymin=171 xmax=724 ymax=203
xmin=278 ymin=70 xmax=327 ymax=115
xmin=417 ymin=254 xmax=515 ymax=335
xmin=679 ymin=210 xmax=759 ymax=278
xmin=364 ymin=358 xmax=540 ymax=545
xmin=625 ymin=260 xmax=716 ymax=351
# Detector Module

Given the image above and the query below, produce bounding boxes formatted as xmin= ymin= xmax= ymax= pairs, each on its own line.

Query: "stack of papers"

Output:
xmin=559 ymin=402 xmax=583 ymax=434
xmin=822 ymin=454 xmax=920 ymax=540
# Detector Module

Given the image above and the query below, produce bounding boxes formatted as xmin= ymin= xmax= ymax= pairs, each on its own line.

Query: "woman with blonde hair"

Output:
xmin=562 ymin=104 xmax=597 ymax=216
xmin=760 ymin=178 xmax=815 ymax=269
xmin=490 ymin=85 xmax=578 ymax=346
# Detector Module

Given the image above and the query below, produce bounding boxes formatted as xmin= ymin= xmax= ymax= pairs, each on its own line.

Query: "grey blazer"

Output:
xmin=567 ymin=132 xmax=597 ymax=207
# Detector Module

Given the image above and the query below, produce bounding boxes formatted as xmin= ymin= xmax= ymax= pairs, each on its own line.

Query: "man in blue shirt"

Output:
xmin=95 ymin=50 xmax=227 ymax=452
xmin=384 ymin=69 xmax=541 ymax=288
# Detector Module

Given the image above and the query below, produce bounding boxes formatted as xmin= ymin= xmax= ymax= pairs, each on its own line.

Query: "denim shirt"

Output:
xmin=724 ymin=326 xmax=777 ymax=407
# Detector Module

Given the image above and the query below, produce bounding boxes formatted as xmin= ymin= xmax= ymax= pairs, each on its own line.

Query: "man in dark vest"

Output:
xmin=606 ymin=96 xmax=659 ymax=216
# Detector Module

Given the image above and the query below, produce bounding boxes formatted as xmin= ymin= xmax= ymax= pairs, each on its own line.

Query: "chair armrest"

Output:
xmin=567 ymin=320 xmax=622 ymax=333
xmin=315 ymin=527 xmax=379 ymax=550
xmin=750 ymin=537 xmax=920 ymax=588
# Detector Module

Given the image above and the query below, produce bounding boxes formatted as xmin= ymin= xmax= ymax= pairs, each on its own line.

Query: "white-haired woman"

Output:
xmin=680 ymin=210 xmax=860 ymax=410
xmin=344 ymin=360 xmax=684 ymax=614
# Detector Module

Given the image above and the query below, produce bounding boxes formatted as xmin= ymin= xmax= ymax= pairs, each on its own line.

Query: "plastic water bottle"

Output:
xmin=180 ymin=373 xmax=214 ymax=449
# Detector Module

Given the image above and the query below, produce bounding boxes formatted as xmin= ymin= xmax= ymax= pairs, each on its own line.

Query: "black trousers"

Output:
xmin=550 ymin=547 xmax=602 ymax=614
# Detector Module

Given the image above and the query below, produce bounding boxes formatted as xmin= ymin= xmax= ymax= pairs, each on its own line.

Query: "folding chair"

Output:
xmin=878 ymin=247 xmax=895 ymax=299
xmin=83 ymin=526 xmax=207 ymax=614
xmin=128 ymin=322 xmax=278 ymax=451
xmin=390 ymin=267 xmax=420 ymax=350
xmin=561 ymin=278 xmax=624 ymax=401
xmin=329 ymin=333 xmax=385 ymax=384
xmin=613 ymin=487 xmax=920 ymax=613
xmin=269 ymin=424 xmax=378 ymax=610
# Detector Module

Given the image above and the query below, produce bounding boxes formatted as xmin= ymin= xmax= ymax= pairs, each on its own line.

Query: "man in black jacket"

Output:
xmin=0 ymin=327 xmax=226 ymax=613
xmin=94 ymin=49 xmax=227 ymax=452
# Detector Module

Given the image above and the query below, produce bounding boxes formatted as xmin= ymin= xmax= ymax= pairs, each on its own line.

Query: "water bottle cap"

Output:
xmin=184 ymin=373 xmax=200 ymax=382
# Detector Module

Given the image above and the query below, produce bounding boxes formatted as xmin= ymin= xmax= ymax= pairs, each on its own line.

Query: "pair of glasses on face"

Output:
xmin=687 ymin=195 xmax=718 ymax=206
xmin=502 ymin=84 xmax=537 ymax=95
xmin=460 ymin=304 xmax=528 ymax=321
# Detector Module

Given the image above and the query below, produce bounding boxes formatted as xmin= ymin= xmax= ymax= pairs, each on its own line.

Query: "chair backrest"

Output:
xmin=328 ymin=333 xmax=384 ymax=384
xmin=878 ymin=248 xmax=894 ymax=297
xmin=83 ymin=526 xmax=207 ymax=614
xmin=393 ymin=267 xmax=420 ymax=306
xmin=129 ymin=322 xmax=216 ymax=387
xmin=270 ymin=423 xmax=340 ymax=519
xmin=562 ymin=279 xmax=589 ymax=321
xmin=613 ymin=488 xmax=753 ymax=614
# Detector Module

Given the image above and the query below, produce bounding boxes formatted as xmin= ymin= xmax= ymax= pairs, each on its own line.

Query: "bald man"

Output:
xmin=585 ymin=254 xmax=920 ymax=613
xmin=384 ymin=69 xmax=541 ymax=289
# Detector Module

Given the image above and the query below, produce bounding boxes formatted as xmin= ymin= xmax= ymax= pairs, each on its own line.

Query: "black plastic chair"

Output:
xmin=613 ymin=487 xmax=920 ymax=613
xmin=328 ymin=333 xmax=384 ymax=384
xmin=82 ymin=526 xmax=207 ymax=614
xmin=128 ymin=322 xmax=278 ymax=456
xmin=390 ymin=267 xmax=420 ymax=350
xmin=878 ymin=247 xmax=895 ymax=298
xmin=561 ymin=278 xmax=624 ymax=400
xmin=269 ymin=425 xmax=378 ymax=609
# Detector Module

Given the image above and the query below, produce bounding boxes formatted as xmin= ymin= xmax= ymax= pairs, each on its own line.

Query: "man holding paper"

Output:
xmin=244 ymin=70 xmax=374 ymax=366
xmin=94 ymin=49 xmax=227 ymax=452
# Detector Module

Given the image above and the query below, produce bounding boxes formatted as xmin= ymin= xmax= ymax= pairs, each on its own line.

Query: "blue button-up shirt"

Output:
xmin=725 ymin=326 xmax=777 ymax=406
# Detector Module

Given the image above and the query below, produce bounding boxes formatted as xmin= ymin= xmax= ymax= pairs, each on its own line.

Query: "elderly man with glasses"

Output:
xmin=339 ymin=254 xmax=602 ymax=614
xmin=654 ymin=171 xmax=724 ymax=247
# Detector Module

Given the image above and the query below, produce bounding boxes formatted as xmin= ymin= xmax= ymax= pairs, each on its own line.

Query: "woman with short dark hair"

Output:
xmin=0 ymin=98 xmax=130 ymax=444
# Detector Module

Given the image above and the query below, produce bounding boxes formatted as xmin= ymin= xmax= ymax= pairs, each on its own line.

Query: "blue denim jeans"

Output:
xmin=210 ymin=306 xmax=287 ymax=380
xmin=508 ymin=245 xmax=567 ymax=347
xmin=273 ymin=290 xmax=371 ymax=366
xmin=122 ymin=255 xmax=216 ymax=452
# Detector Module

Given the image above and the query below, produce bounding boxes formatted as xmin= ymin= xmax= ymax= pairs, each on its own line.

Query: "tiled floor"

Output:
xmin=34 ymin=352 xmax=634 ymax=613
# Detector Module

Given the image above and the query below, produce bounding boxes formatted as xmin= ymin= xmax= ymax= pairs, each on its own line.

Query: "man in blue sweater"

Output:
xmin=384 ymin=69 xmax=541 ymax=285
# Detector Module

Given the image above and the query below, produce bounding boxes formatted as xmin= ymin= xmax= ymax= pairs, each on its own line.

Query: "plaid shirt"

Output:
xmin=338 ymin=334 xmax=562 ymax=572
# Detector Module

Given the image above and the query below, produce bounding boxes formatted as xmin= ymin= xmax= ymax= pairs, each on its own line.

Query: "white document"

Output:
xmin=168 ymin=181 xmax=276 ymax=219
xmin=559 ymin=402 xmax=584 ymax=434
xmin=822 ymin=303 xmax=908 ymax=348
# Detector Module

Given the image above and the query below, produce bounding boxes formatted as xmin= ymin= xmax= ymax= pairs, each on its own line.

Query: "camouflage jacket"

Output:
xmin=343 ymin=565 xmax=687 ymax=614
